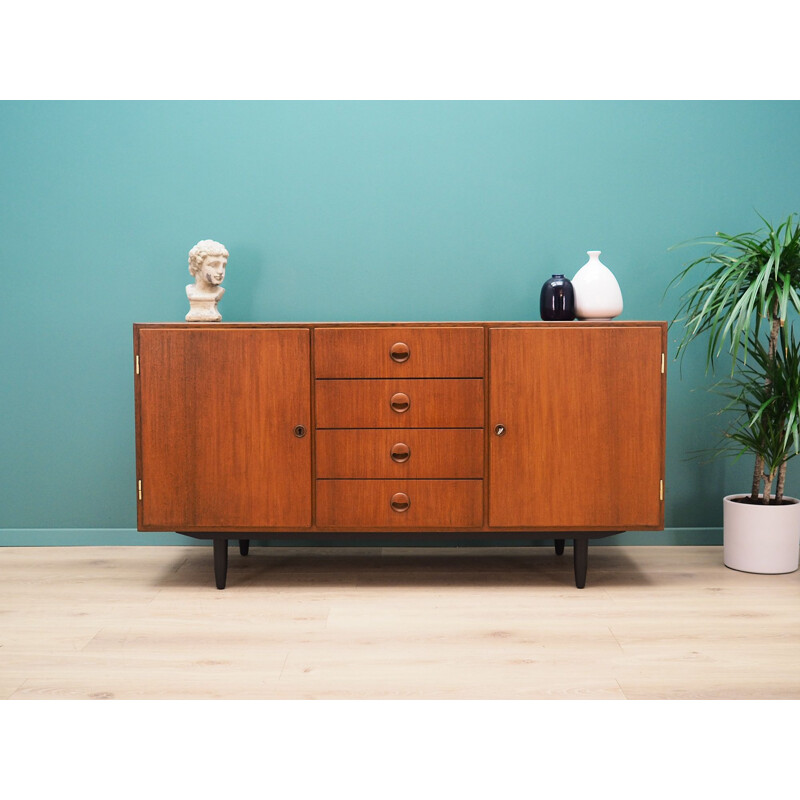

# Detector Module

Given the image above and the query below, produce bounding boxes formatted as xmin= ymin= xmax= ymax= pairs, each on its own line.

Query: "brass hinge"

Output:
xmin=138 ymin=480 xmax=142 ymax=501
xmin=661 ymin=353 xmax=665 ymax=374
xmin=135 ymin=355 xmax=140 ymax=375
xmin=660 ymin=479 xmax=664 ymax=501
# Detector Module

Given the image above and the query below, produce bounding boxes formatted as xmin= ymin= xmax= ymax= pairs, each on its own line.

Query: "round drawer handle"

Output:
xmin=390 ymin=442 xmax=411 ymax=463
xmin=391 ymin=492 xmax=410 ymax=513
xmin=390 ymin=392 xmax=410 ymax=413
xmin=390 ymin=342 xmax=410 ymax=363
xmin=494 ymin=423 xmax=506 ymax=436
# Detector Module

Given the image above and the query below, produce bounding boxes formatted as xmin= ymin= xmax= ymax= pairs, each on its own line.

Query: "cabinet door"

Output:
xmin=489 ymin=326 xmax=664 ymax=529
xmin=137 ymin=328 xmax=311 ymax=530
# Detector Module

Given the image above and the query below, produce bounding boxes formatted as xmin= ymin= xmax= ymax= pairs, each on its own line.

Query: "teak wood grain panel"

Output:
xmin=314 ymin=326 xmax=484 ymax=378
xmin=137 ymin=328 xmax=311 ymax=530
xmin=315 ymin=379 xmax=484 ymax=429
xmin=316 ymin=429 xmax=484 ymax=479
xmin=489 ymin=326 xmax=664 ymax=529
xmin=316 ymin=480 xmax=483 ymax=528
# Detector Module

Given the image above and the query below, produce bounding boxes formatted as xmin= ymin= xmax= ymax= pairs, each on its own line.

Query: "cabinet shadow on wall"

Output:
xmin=148 ymin=546 xmax=654 ymax=590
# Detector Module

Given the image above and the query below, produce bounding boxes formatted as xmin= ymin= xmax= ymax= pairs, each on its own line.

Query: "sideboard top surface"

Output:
xmin=134 ymin=320 xmax=666 ymax=329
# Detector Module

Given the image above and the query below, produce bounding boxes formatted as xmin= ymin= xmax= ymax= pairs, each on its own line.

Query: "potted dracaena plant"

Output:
xmin=669 ymin=213 xmax=800 ymax=574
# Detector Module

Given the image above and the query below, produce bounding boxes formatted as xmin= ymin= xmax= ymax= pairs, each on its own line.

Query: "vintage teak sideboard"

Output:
xmin=133 ymin=322 xmax=666 ymax=589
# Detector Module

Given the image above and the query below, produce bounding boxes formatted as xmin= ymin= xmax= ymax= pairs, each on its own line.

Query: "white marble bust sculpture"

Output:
xmin=186 ymin=239 xmax=229 ymax=322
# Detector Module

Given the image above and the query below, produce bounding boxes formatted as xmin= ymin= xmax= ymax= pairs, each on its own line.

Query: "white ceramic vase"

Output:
xmin=571 ymin=250 xmax=623 ymax=320
xmin=723 ymin=494 xmax=800 ymax=574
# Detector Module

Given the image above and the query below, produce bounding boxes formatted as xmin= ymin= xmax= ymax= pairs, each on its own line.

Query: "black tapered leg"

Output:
xmin=573 ymin=538 xmax=588 ymax=589
xmin=554 ymin=538 xmax=565 ymax=556
xmin=213 ymin=539 xmax=228 ymax=590
xmin=239 ymin=539 xmax=250 ymax=556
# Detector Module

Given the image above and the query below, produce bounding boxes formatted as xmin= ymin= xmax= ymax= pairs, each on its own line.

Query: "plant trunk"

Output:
xmin=776 ymin=459 xmax=788 ymax=504
xmin=751 ymin=454 xmax=764 ymax=501
xmin=752 ymin=304 xmax=782 ymax=503
xmin=762 ymin=471 xmax=775 ymax=504
xmin=769 ymin=311 xmax=781 ymax=359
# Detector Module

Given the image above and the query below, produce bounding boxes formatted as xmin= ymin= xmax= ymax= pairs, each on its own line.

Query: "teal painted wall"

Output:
xmin=2 ymin=101 xmax=799 ymax=545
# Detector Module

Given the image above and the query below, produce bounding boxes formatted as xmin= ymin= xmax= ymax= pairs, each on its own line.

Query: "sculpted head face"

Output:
xmin=188 ymin=240 xmax=229 ymax=289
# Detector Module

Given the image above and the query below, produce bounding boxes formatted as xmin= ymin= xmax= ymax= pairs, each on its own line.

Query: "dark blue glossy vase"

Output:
xmin=539 ymin=274 xmax=575 ymax=321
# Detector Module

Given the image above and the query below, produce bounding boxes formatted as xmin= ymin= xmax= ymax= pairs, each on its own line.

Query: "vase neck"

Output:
xmin=586 ymin=250 xmax=601 ymax=260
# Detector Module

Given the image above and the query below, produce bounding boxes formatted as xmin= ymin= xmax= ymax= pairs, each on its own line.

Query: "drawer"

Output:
xmin=315 ymin=379 xmax=484 ymax=428
xmin=316 ymin=480 xmax=483 ymax=527
xmin=316 ymin=429 xmax=484 ymax=479
xmin=314 ymin=326 xmax=484 ymax=378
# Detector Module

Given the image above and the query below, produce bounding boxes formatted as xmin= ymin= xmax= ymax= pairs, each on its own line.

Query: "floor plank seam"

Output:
xmin=8 ymin=679 xmax=30 ymax=700
xmin=607 ymin=627 xmax=625 ymax=653
xmin=278 ymin=651 xmax=290 ymax=680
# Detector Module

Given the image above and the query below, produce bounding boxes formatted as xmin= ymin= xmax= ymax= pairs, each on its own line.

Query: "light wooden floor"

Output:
xmin=1 ymin=545 xmax=798 ymax=699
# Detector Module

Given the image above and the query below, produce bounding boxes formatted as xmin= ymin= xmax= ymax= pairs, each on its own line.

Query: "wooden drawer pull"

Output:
xmin=390 ymin=392 xmax=410 ymax=413
xmin=390 ymin=492 xmax=410 ymax=512
xmin=389 ymin=342 xmax=410 ymax=363
xmin=390 ymin=442 xmax=411 ymax=463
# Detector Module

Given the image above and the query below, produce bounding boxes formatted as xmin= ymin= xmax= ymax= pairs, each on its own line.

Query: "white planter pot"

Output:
xmin=723 ymin=494 xmax=800 ymax=574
